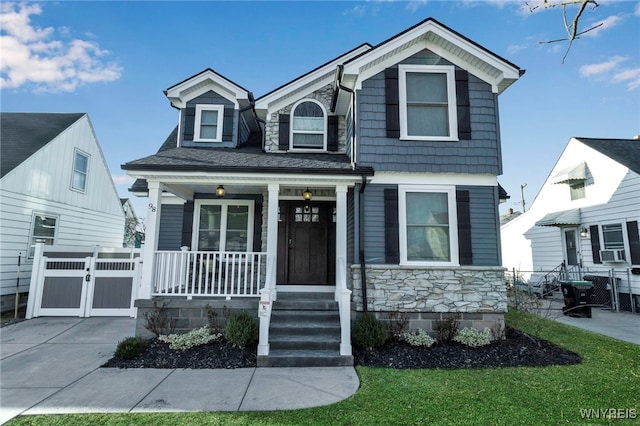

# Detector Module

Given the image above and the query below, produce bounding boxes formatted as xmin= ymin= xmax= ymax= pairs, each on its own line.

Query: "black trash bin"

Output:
xmin=560 ymin=280 xmax=594 ymax=318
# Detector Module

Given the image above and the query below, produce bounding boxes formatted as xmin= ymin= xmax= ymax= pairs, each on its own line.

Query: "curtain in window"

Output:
xmin=405 ymin=192 xmax=450 ymax=261
xmin=292 ymin=101 xmax=324 ymax=148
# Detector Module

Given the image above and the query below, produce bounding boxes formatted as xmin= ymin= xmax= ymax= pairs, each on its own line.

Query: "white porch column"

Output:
xmin=266 ymin=183 xmax=280 ymax=282
xmin=139 ymin=181 xmax=162 ymax=300
xmin=258 ymin=183 xmax=280 ymax=357
xmin=335 ymin=185 xmax=348 ymax=266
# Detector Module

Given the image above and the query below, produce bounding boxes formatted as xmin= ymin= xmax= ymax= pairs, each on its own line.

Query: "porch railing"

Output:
xmin=153 ymin=250 xmax=267 ymax=298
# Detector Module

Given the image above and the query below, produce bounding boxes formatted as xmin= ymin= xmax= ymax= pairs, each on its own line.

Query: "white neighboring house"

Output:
xmin=0 ymin=113 xmax=125 ymax=312
xmin=501 ymin=137 xmax=640 ymax=311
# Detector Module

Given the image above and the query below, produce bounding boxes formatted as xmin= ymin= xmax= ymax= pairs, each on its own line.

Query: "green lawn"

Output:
xmin=7 ymin=310 xmax=640 ymax=426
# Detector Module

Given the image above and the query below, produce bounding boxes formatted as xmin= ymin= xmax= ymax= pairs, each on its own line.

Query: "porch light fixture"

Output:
xmin=580 ymin=227 xmax=590 ymax=239
xmin=216 ymin=185 xmax=226 ymax=198
xmin=302 ymin=188 xmax=313 ymax=201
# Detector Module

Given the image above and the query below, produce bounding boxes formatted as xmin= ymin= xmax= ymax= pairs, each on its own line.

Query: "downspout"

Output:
xmin=359 ymin=175 xmax=369 ymax=312
xmin=334 ymin=64 xmax=368 ymax=311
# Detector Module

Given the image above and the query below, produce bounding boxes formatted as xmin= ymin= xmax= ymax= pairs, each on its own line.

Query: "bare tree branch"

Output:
xmin=531 ymin=0 xmax=601 ymax=62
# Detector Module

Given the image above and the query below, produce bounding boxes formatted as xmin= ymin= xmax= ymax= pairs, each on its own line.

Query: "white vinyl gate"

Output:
xmin=26 ymin=243 xmax=142 ymax=318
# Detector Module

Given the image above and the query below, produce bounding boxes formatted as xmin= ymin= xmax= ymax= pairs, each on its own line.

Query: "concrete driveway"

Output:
xmin=0 ymin=317 xmax=359 ymax=424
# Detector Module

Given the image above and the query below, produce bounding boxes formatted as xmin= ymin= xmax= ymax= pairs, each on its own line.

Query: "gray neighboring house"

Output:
xmin=123 ymin=18 xmax=523 ymax=366
xmin=0 ymin=113 xmax=125 ymax=312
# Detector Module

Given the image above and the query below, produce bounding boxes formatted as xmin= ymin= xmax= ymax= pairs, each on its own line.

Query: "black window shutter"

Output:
xmin=455 ymin=70 xmax=471 ymax=140
xmin=456 ymin=189 xmax=473 ymax=265
xmin=181 ymin=201 xmax=194 ymax=248
xmin=278 ymin=114 xmax=290 ymax=150
xmin=385 ymin=68 xmax=400 ymax=139
xmin=222 ymin=107 xmax=234 ymax=142
xmin=184 ymin=107 xmax=195 ymax=141
xmin=590 ymin=225 xmax=601 ymax=264
xmin=327 ymin=115 xmax=339 ymax=151
xmin=626 ymin=221 xmax=640 ymax=265
xmin=384 ymin=188 xmax=400 ymax=264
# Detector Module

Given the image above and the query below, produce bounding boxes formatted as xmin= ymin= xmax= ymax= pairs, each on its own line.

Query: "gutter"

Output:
xmin=333 ymin=64 xmax=367 ymax=311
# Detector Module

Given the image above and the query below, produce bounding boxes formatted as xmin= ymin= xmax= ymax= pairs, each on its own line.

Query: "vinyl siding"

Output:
xmin=356 ymin=50 xmax=500 ymax=174
xmin=180 ymin=90 xmax=237 ymax=148
xmin=158 ymin=204 xmax=184 ymax=251
xmin=0 ymin=115 xmax=124 ymax=298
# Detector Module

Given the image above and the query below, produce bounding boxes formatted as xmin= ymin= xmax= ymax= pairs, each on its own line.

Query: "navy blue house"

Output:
xmin=123 ymin=18 xmax=523 ymax=366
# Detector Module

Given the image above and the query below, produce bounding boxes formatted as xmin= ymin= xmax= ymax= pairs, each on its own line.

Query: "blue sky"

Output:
xmin=2 ymin=1 xmax=639 ymax=218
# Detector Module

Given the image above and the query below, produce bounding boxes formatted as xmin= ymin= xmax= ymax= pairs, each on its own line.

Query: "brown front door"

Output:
xmin=277 ymin=201 xmax=335 ymax=285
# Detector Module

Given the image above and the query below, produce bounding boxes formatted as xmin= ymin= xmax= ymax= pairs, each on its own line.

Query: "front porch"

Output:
xmin=135 ymin=177 xmax=360 ymax=365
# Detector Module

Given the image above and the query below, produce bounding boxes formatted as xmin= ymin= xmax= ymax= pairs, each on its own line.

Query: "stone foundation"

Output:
xmin=134 ymin=297 xmax=259 ymax=339
xmin=351 ymin=264 xmax=507 ymax=333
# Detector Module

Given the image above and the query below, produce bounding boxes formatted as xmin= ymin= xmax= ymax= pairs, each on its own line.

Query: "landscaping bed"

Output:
xmin=102 ymin=326 xmax=580 ymax=369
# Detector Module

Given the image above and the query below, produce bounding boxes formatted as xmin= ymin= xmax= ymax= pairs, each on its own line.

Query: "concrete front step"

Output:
xmin=263 ymin=292 xmax=351 ymax=367
xmin=261 ymin=350 xmax=353 ymax=367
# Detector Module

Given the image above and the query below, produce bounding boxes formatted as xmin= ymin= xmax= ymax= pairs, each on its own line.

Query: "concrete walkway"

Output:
xmin=553 ymin=307 xmax=640 ymax=345
xmin=0 ymin=317 xmax=359 ymax=424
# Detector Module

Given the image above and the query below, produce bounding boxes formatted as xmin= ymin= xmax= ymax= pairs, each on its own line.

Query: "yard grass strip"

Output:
xmin=6 ymin=310 xmax=639 ymax=426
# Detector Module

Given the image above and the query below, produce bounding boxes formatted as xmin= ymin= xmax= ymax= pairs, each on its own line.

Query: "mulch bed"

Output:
xmin=102 ymin=326 xmax=580 ymax=370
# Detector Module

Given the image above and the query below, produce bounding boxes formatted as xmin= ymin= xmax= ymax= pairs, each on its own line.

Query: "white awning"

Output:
xmin=535 ymin=209 xmax=581 ymax=227
xmin=551 ymin=162 xmax=587 ymax=184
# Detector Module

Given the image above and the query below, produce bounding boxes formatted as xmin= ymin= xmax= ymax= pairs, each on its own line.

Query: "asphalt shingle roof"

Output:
xmin=1 ymin=112 xmax=84 ymax=178
xmin=576 ymin=137 xmax=640 ymax=175
xmin=122 ymin=143 xmax=371 ymax=176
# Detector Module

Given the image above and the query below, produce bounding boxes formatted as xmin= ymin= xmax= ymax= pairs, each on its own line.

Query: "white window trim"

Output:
xmin=398 ymin=64 xmax=458 ymax=141
xmin=192 ymin=199 xmax=255 ymax=252
xmin=70 ymin=148 xmax=90 ymax=193
xmin=289 ymin=98 xmax=327 ymax=151
xmin=398 ymin=184 xmax=459 ymax=266
xmin=194 ymin=104 xmax=225 ymax=142
xmin=28 ymin=212 xmax=59 ymax=259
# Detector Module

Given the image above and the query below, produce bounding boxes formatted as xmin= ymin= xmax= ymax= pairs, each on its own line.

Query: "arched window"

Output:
xmin=291 ymin=99 xmax=326 ymax=150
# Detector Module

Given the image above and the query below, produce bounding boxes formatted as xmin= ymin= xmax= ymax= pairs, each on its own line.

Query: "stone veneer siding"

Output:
xmin=264 ymin=83 xmax=346 ymax=153
xmin=350 ymin=264 xmax=507 ymax=333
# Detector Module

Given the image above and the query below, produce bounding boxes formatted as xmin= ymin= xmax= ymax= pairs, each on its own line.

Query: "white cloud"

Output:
xmin=506 ymin=43 xmax=528 ymax=54
xmin=635 ymin=2 xmax=640 ymax=17
xmin=406 ymin=0 xmax=428 ymax=13
xmin=582 ymin=14 xmax=622 ymax=38
xmin=580 ymin=56 xmax=639 ymax=91
xmin=579 ymin=56 xmax=627 ymax=76
xmin=112 ymin=174 xmax=134 ymax=186
xmin=0 ymin=2 xmax=122 ymax=92
xmin=612 ymin=68 xmax=640 ymax=91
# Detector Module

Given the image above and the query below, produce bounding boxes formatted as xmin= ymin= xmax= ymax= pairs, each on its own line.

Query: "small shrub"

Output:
xmin=353 ymin=312 xmax=387 ymax=348
xmin=453 ymin=327 xmax=492 ymax=348
xmin=224 ymin=311 xmax=258 ymax=348
xmin=386 ymin=311 xmax=409 ymax=339
xmin=114 ymin=336 xmax=148 ymax=359
xmin=144 ymin=301 xmax=176 ymax=337
xmin=158 ymin=327 xmax=221 ymax=351
xmin=205 ymin=304 xmax=223 ymax=333
xmin=402 ymin=329 xmax=436 ymax=347
xmin=434 ymin=314 xmax=460 ymax=342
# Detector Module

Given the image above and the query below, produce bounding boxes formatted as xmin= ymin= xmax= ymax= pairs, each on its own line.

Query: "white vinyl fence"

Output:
xmin=26 ymin=243 xmax=141 ymax=318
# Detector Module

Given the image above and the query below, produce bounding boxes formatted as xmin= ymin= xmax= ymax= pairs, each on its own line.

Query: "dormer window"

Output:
xmin=291 ymin=99 xmax=326 ymax=150
xmin=398 ymin=65 xmax=457 ymax=141
xmin=195 ymin=105 xmax=224 ymax=142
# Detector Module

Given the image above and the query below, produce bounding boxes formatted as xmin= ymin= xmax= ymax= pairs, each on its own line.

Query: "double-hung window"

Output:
xmin=398 ymin=65 xmax=457 ymax=141
xmin=29 ymin=213 xmax=58 ymax=257
xmin=193 ymin=200 xmax=254 ymax=252
xmin=71 ymin=149 xmax=89 ymax=192
xmin=398 ymin=185 xmax=458 ymax=265
xmin=602 ymin=223 xmax=625 ymax=252
xmin=194 ymin=105 xmax=224 ymax=142
xmin=290 ymin=99 xmax=326 ymax=150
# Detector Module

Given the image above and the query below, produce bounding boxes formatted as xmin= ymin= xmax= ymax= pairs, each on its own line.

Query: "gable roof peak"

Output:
xmin=164 ymin=68 xmax=252 ymax=109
